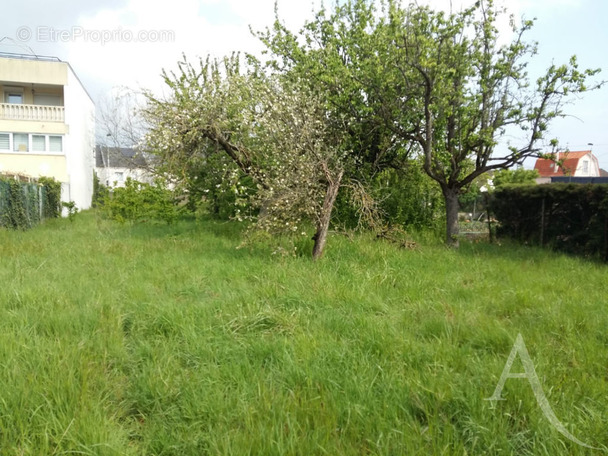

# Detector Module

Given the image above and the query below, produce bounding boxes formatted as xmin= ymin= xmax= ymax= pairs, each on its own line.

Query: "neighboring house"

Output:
xmin=0 ymin=52 xmax=95 ymax=210
xmin=534 ymin=150 xmax=600 ymax=184
xmin=95 ymin=145 xmax=153 ymax=187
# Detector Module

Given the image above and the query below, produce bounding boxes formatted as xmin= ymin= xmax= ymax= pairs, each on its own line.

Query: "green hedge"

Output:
xmin=0 ymin=176 xmax=62 ymax=230
xmin=491 ymin=184 xmax=608 ymax=261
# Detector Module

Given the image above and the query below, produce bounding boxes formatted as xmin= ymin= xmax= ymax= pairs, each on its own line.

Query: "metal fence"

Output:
xmin=0 ymin=177 xmax=50 ymax=230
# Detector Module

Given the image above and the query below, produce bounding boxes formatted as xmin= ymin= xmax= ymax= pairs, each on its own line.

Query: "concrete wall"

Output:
xmin=0 ymin=154 xmax=68 ymax=181
xmin=0 ymin=58 xmax=68 ymax=85
xmin=63 ymin=64 xmax=95 ymax=210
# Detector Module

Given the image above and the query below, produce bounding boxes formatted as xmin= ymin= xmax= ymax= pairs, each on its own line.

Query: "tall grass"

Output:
xmin=0 ymin=211 xmax=606 ymax=455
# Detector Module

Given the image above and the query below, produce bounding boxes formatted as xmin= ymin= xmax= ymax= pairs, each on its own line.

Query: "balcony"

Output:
xmin=0 ymin=103 xmax=65 ymax=122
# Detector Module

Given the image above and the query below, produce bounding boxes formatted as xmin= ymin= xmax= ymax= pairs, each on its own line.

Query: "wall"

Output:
xmin=63 ymin=64 xmax=95 ymax=210
xmin=96 ymin=166 xmax=154 ymax=188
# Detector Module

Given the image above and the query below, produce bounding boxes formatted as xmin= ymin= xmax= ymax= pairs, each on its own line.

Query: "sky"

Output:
xmin=2 ymin=0 xmax=607 ymax=170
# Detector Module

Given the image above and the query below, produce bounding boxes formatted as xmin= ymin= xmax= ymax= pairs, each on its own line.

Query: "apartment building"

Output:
xmin=0 ymin=52 xmax=95 ymax=210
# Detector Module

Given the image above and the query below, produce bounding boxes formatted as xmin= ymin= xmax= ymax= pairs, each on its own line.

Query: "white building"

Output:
xmin=95 ymin=145 xmax=153 ymax=187
xmin=0 ymin=52 xmax=95 ymax=210
xmin=534 ymin=150 xmax=601 ymax=182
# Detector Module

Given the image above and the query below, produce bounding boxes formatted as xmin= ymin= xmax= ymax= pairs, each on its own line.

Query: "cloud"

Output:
xmin=61 ymin=0 xmax=324 ymax=99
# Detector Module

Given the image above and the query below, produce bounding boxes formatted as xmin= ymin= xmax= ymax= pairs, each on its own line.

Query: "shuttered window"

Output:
xmin=49 ymin=136 xmax=63 ymax=152
xmin=32 ymin=135 xmax=46 ymax=152
xmin=0 ymin=133 xmax=9 ymax=150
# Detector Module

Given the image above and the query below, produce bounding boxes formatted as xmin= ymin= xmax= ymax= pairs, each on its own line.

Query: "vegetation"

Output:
xmin=357 ymin=0 xmax=599 ymax=247
xmin=143 ymin=58 xmax=351 ymax=259
xmin=0 ymin=176 xmax=62 ymax=229
xmin=142 ymin=0 xmax=602 ymax=254
xmin=105 ymin=178 xmax=181 ymax=224
xmin=493 ymin=168 xmax=540 ymax=187
xmin=0 ymin=211 xmax=607 ymax=454
xmin=492 ymin=183 xmax=608 ymax=261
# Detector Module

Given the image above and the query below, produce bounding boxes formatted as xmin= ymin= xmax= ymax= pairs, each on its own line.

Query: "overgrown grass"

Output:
xmin=0 ymin=211 xmax=607 ymax=455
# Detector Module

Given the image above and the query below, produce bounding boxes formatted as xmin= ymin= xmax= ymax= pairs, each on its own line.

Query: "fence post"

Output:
xmin=540 ymin=197 xmax=546 ymax=247
xmin=604 ymin=215 xmax=608 ymax=263
xmin=485 ymin=192 xmax=493 ymax=243
xmin=39 ymin=185 xmax=43 ymax=220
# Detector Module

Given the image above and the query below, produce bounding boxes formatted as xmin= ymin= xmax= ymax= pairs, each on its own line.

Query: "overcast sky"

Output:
xmin=2 ymin=0 xmax=607 ymax=169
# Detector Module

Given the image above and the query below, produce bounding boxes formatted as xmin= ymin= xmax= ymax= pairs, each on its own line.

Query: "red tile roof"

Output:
xmin=534 ymin=150 xmax=592 ymax=177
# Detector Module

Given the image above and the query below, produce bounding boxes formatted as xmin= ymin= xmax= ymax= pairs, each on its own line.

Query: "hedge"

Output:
xmin=491 ymin=184 xmax=608 ymax=261
xmin=0 ymin=176 xmax=62 ymax=230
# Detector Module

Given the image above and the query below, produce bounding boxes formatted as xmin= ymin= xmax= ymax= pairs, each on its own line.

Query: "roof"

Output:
xmin=600 ymin=168 xmax=608 ymax=177
xmin=95 ymin=145 xmax=149 ymax=169
xmin=534 ymin=150 xmax=594 ymax=177
xmin=551 ymin=176 xmax=608 ymax=184
xmin=0 ymin=51 xmax=61 ymax=63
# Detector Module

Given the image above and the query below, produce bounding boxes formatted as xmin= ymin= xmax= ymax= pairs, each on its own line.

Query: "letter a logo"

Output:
xmin=485 ymin=334 xmax=597 ymax=449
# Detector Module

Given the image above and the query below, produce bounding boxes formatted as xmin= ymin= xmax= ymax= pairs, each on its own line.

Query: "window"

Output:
xmin=0 ymin=133 xmax=64 ymax=154
xmin=32 ymin=135 xmax=46 ymax=152
xmin=33 ymin=93 xmax=62 ymax=106
xmin=13 ymin=133 xmax=28 ymax=152
xmin=49 ymin=136 xmax=63 ymax=152
xmin=582 ymin=160 xmax=589 ymax=173
xmin=0 ymin=133 xmax=9 ymax=150
xmin=4 ymin=87 xmax=24 ymax=104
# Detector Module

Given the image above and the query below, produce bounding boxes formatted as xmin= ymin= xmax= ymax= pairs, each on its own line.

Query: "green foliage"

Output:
xmin=374 ymin=162 xmax=444 ymax=231
xmin=256 ymin=0 xmax=403 ymax=176
xmin=92 ymin=172 xmax=110 ymax=208
xmin=493 ymin=168 xmax=539 ymax=187
xmin=62 ymin=201 xmax=79 ymax=222
xmin=0 ymin=176 xmax=61 ymax=230
xmin=492 ymin=183 xmax=608 ymax=261
xmin=106 ymin=178 xmax=180 ymax=224
xmin=377 ymin=1 xmax=602 ymax=245
xmin=38 ymin=176 xmax=62 ymax=219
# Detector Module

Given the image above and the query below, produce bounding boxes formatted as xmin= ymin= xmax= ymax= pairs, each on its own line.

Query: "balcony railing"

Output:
xmin=0 ymin=103 xmax=65 ymax=122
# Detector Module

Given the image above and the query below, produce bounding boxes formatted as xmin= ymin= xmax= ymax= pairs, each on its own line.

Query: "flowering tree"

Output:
xmin=143 ymin=56 xmax=349 ymax=259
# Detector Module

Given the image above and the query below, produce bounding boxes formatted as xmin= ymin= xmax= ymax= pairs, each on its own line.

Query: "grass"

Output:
xmin=0 ymin=210 xmax=607 ymax=455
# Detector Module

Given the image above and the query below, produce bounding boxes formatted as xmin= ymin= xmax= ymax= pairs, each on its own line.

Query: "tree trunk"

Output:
xmin=312 ymin=170 xmax=343 ymax=260
xmin=443 ymin=186 xmax=460 ymax=248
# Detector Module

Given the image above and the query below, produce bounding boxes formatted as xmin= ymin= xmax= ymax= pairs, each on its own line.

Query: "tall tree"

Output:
xmin=382 ymin=1 xmax=602 ymax=246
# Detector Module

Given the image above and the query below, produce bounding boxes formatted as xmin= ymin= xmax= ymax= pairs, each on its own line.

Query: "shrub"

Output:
xmin=106 ymin=178 xmax=180 ymax=224
xmin=92 ymin=172 xmax=110 ymax=208
xmin=0 ymin=176 xmax=61 ymax=230
xmin=38 ymin=177 xmax=62 ymax=219
xmin=491 ymin=183 xmax=608 ymax=261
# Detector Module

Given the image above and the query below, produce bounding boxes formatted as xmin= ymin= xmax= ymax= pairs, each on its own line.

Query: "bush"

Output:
xmin=38 ymin=177 xmax=62 ymax=219
xmin=491 ymin=183 xmax=608 ymax=261
xmin=92 ymin=172 xmax=110 ymax=208
xmin=106 ymin=178 xmax=180 ymax=224
xmin=0 ymin=176 xmax=61 ymax=230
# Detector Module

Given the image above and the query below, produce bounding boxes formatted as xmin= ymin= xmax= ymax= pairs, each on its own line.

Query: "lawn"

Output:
xmin=0 ymin=211 xmax=607 ymax=455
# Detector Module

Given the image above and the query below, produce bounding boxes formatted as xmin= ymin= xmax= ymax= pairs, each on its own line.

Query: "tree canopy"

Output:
xmin=142 ymin=0 xmax=603 ymax=255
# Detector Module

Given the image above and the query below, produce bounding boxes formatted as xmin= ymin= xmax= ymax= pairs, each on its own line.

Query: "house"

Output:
xmin=534 ymin=150 xmax=600 ymax=182
xmin=0 ymin=52 xmax=95 ymax=210
xmin=95 ymin=145 xmax=153 ymax=187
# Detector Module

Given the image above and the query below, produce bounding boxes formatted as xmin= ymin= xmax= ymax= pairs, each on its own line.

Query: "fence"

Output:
xmin=491 ymin=184 xmax=608 ymax=262
xmin=0 ymin=175 xmax=60 ymax=230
